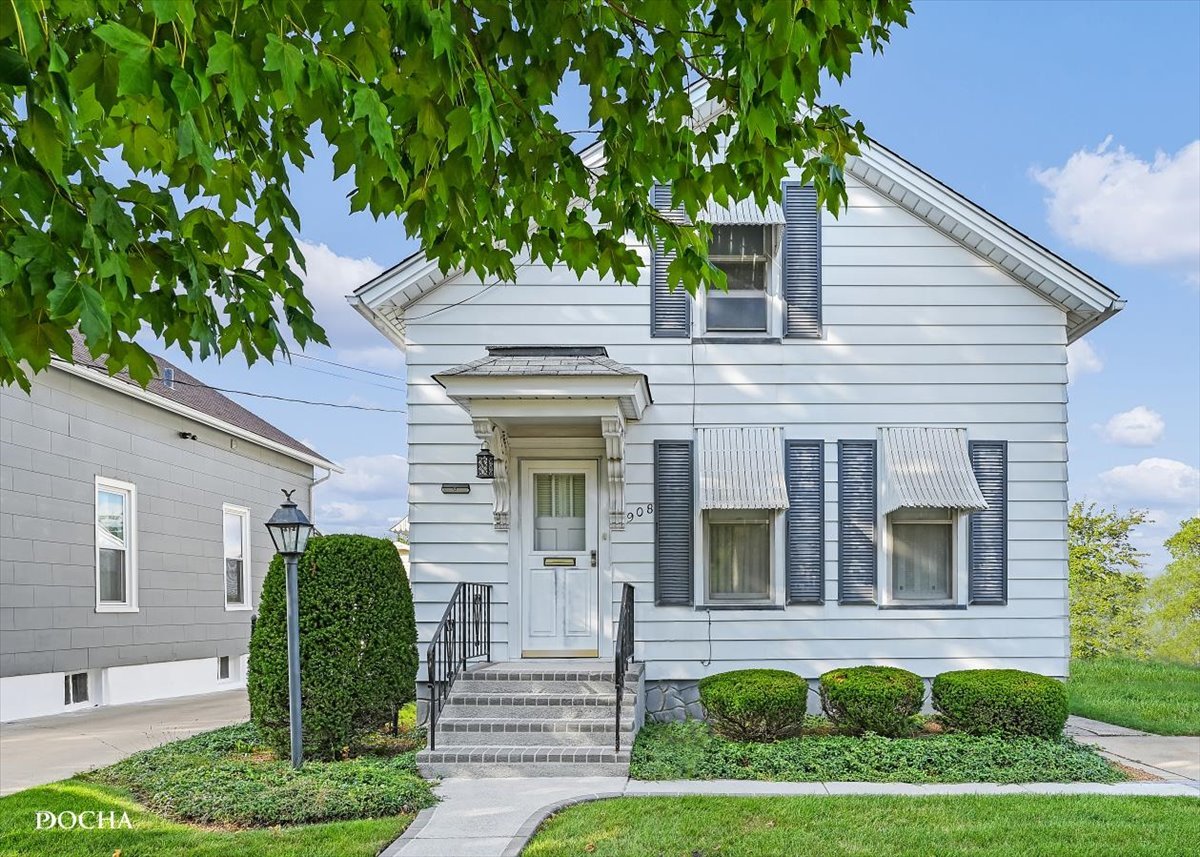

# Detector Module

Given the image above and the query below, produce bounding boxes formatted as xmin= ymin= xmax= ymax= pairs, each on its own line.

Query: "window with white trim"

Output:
xmin=223 ymin=505 xmax=251 ymax=609
xmin=95 ymin=477 xmax=136 ymax=611
xmin=705 ymin=509 xmax=775 ymax=602
xmin=887 ymin=507 xmax=961 ymax=602
xmin=705 ymin=225 xmax=773 ymax=333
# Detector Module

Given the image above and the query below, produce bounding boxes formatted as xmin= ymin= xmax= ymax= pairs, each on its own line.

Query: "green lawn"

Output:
xmin=1069 ymin=658 xmax=1200 ymax=735
xmin=0 ymin=779 xmax=413 ymax=857
xmin=523 ymin=795 xmax=1200 ymax=857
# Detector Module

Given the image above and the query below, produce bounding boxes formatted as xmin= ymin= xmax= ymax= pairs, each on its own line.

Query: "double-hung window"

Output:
xmin=889 ymin=507 xmax=956 ymax=601
xmin=705 ymin=509 xmax=773 ymax=602
xmin=223 ymin=505 xmax=251 ymax=610
xmin=95 ymin=477 xmax=137 ymax=611
xmin=706 ymin=225 xmax=771 ymax=333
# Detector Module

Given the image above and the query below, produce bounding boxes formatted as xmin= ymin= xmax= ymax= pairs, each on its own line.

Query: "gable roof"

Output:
xmin=54 ymin=332 xmax=339 ymax=471
xmin=350 ymin=112 xmax=1123 ymax=346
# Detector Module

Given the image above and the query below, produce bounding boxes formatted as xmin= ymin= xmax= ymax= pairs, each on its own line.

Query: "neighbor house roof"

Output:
xmin=349 ymin=93 xmax=1123 ymax=346
xmin=54 ymin=332 xmax=339 ymax=472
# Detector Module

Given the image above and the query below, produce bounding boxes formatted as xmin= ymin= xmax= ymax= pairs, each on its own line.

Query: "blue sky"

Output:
xmin=148 ymin=0 xmax=1199 ymax=571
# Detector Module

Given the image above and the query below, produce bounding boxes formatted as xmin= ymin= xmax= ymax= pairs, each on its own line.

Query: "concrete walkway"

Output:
xmin=0 ymin=689 xmax=249 ymax=795
xmin=383 ymin=776 xmax=1199 ymax=857
xmin=1066 ymin=715 xmax=1200 ymax=782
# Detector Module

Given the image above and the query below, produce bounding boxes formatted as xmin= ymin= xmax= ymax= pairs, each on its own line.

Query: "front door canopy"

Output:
xmin=434 ymin=347 xmax=652 ymax=533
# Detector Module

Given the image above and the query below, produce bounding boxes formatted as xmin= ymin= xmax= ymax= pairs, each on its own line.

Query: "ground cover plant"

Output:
xmin=629 ymin=719 xmax=1122 ymax=783
xmin=521 ymin=795 xmax=1200 ymax=857
xmin=1069 ymin=657 xmax=1200 ymax=735
xmin=0 ymin=779 xmax=414 ymax=857
xmin=88 ymin=716 xmax=434 ymax=828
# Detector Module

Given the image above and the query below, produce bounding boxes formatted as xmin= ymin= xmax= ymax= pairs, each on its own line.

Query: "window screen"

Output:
xmin=891 ymin=507 xmax=953 ymax=600
xmin=708 ymin=226 xmax=768 ymax=331
xmin=707 ymin=510 xmax=772 ymax=600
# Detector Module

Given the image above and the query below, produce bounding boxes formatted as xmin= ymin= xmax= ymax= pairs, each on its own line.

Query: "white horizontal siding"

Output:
xmin=399 ymin=175 xmax=1071 ymax=680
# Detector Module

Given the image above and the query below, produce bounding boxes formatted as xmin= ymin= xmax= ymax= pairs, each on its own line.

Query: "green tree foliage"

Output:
xmin=0 ymin=0 xmax=911 ymax=389
xmin=1146 ymin=517 xmax=1200 ymax=665
xmin=1068 ymin=502 xmax=1149 ymax=660
xmin=248 ymin=534 xmax=417 ymax=761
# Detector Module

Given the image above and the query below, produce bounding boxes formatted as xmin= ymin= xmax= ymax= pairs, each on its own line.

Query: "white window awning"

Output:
xmin=698 ymin=427 xmax=790 ymax=510
xmin=880 ymin=427 xmax=988 ymax=514
xmin=696 ymin=199 xmax=786 ymax=225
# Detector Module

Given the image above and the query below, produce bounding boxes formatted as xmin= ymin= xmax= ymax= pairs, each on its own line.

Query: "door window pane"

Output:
xmin=533 ymin=473 xmax=586 ymax=551
xmin=891 ymin=508 xmax=953 ymax=600
xmin=707 ymin=510 xmax=771 ymax=600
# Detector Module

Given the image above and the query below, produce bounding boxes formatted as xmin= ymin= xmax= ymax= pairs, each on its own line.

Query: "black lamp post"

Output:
xmin=265 ymin=490 xmax=314 ymax=769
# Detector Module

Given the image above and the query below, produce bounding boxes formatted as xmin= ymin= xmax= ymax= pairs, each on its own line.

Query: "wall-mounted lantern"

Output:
xmin=476 ymin=444 xmax=496 ymax=480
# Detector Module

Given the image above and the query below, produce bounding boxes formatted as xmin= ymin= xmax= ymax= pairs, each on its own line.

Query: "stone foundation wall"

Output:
xmin=644 ymin=680 xmax=705 ymax=722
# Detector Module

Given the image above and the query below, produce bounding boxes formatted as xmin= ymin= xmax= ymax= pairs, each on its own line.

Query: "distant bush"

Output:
xmin=248 ymin=534 xmax=417 ymax=761
xmin=698 ymin=669 xmax=808 ymax=742
xmin=933 ymin=669 xmax=1068 ymax=738
xmin=819 ymin=666 xmax=924 ymax=737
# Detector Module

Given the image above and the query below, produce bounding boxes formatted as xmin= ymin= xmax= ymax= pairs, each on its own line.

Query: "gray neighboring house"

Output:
xmin=0 ymin=335 xmax=338 ymax=721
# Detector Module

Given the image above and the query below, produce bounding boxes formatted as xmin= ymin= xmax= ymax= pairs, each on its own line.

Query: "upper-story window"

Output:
xmin=706 ymin=225 xmax=771 ymax=333
xmin=223 ymin=505 xmax=252 ymax=610
xmin=95 ymin=477 xmax=137 ymax=612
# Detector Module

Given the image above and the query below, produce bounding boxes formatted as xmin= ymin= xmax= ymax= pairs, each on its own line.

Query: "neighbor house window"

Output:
xmin=218 ymin=656 xmax=231 ymax=681
xmin=95 ymin=477 xmax=136 ymax=611
xmin=706 ymin=225 xmax=770 ymax=332
xmin=889 ymin=507 xmax=955 ymax=601
xmin=223 ymin=505 xmax=251 ymax=609
xmin=705 ymin=509 xmax=773 ymax=602
xmin=63 ymin=672 xmax=89 ymax=706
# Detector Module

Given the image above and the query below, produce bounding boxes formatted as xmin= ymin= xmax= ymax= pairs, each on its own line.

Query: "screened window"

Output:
xmin=706 ymin=509 xmax=772 ymax=601
xmin=95 ymin=478 xmax=135 ymax=609
xmin=223 ymin=505 xmax=251 ymax=608
xmin=533 ymin=473 xmax=586 ymax=551
xmin=890 ymin=507 xmax=954 ymax=601
xmin=707 ymin=225 xmax=769 ymax=332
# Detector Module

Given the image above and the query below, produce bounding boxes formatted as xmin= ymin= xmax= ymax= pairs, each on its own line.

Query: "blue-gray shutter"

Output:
xmin=838 ymin=439 xmax=877 ymax=604
xmin=654 ymin=439 xmax=694 ymax=606
xmin=968 ymin=441 xmax=1008 ymax=605
xmin=785 ymin=440 xmax=825 ymax=604
xmin=782 ymin=182 xmax=821 ymax=338
xmin=650 ymin=184 xmax=690 ymax=338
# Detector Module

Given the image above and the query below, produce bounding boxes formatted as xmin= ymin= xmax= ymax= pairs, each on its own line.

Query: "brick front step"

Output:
xmin=416 ymin=745 xmax=631 ymax=778
xmin=434 ymin=717 xmax=634 ymax=747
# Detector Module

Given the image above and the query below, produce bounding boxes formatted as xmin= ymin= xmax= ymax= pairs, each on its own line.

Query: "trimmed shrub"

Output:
xmin=698 ymin=669 xmax=808 ymax=742
xmin=933 ymin=669 xmax=1068 ymax=738
xmin=819 ymin=666 xmax=924 ymax=737
xmin=249 ymin=534 xmax=418 ymax=761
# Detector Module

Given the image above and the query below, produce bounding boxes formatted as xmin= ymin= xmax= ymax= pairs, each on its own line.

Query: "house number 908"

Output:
xmin=626 ymin=504 xmax=653 ymax=522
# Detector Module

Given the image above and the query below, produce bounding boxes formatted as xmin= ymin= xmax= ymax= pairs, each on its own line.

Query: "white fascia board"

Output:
xmin=852 ymin=145 xmax=1125 ymax=326
xmin=50 ymin=361 xmax=343 ymax=473
xmin=437 ymin=374 xmax=650 ymax=420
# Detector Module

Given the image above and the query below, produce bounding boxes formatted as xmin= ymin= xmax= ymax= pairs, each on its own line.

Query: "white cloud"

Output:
xmin=1067 ymin=339 xmax=1103 ymax=382
xmin=1094 ymin=406 xmax=1165 ymax=447
xmin=322 ymin=453 xmax=409 ymax=501
xmin=318 ymin=501 xmax=372 ymax=524
xmin=1031 ymin=138 xmax=1200 ymax=276
xmin=292 ymin=240 xmax=388 ymax=349
xmin=1098 ymin=458 xmax=1200 ymax=507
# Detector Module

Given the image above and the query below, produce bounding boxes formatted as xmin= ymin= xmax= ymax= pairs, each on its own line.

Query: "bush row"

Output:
xmin=697 ymin=666 xmax=1068 ymax=741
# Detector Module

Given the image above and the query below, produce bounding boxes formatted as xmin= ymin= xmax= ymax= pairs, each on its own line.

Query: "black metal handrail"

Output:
xmin=426 ymin=582 xmax=491 ymax=750
xmin=614 ymin=582 xmax=635 ymax=751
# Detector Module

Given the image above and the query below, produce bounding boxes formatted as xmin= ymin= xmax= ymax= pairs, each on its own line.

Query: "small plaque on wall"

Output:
xmin=441 ymin=483 xmax=471 ymax=495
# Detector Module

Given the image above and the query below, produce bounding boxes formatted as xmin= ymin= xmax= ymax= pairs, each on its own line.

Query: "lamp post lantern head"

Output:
xmin=266 ymin=490 xmax=314 ymax=557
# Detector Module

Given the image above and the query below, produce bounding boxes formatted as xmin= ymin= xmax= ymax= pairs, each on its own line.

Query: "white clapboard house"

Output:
xmin=349 ymin=109 xmax=1123 ymax=776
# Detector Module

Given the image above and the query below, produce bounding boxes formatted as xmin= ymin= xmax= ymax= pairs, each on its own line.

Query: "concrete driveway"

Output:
xmin=0 ymin=689 xmax=249 ymax=795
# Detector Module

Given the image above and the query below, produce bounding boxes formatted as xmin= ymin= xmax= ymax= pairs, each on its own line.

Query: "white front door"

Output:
xmin=521 ymin=461 xmax=599 ymax=657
